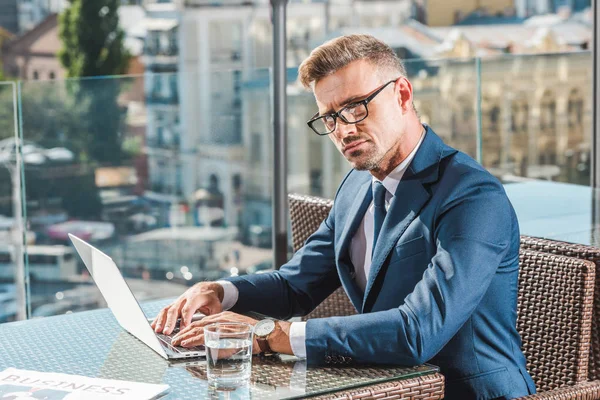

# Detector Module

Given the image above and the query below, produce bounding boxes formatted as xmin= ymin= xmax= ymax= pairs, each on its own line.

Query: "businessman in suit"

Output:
xmin=152 ymin=34 xmax=536 ymax=399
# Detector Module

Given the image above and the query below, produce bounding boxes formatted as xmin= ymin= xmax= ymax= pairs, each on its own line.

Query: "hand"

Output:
xmin=171 ymin=311 xmax=293 ymax=355
xmin=151 ymin=281 xmax=224 ymax=335
xmin=171 ymin=311 xmax=260 ymax=352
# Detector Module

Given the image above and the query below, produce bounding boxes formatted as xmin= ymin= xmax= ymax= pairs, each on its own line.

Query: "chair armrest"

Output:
xmin=312 ymin=372 xmax=444 ymax=400
xmin=515 ymin=380 xmax=600 ymax=400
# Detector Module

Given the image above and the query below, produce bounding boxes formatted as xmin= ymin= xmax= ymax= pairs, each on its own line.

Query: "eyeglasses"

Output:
xmin=307 ymin=79 xmax=398 ymax=136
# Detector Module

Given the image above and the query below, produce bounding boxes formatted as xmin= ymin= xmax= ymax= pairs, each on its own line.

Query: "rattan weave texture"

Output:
xmin=517 ymin=250 xmax=595 ymax=391
xmin=289 ymin=194 xmax=357 ymax=321
xmin=515 ymin=380 xmax=600 ymax=400
xmin=311 ymin=372 xmax=445 ymax=400
xmin=521 ymin=235 xmax=600 ymax=382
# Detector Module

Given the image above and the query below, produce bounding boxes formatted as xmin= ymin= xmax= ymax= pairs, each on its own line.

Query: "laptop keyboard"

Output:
xmin=156 ymin=326 xmax=204 ymax=353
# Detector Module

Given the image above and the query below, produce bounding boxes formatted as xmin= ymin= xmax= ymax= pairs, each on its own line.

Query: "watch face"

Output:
xmin=254 ymin=319 xmax=276 ymax=337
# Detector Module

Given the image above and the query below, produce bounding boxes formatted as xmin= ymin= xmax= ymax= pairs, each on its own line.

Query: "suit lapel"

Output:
xmin=362 ymin=177 xmax=430 ymax=312
xmin=361 ymin=126 xmax=456 ymax=312
xmin=335 ymin=178 xmax=372 ymax=311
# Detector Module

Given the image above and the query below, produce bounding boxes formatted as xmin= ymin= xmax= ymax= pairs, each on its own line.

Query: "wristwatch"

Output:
xmin=254 ymin=319 xmax=276 ymax=354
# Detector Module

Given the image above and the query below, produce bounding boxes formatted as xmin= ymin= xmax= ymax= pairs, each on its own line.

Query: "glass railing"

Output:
xmin=480 ymin=52 xmax=594 ymax=246
xmin=0 ymin=50 xmax=594 ymax=322
xmin=0 ymin=81 xmax=22 ymax=323
xmin=12 ymin=70 xmax=273 ymax=320
xmin=480 ymin=52 xmax=592 ymax=185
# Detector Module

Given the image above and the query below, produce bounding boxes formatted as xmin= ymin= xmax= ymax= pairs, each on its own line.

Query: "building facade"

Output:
xmin=176 ymin=0 xmax=412 ymax=240
xmin=2 ymin=14 xmax=64 ymax=81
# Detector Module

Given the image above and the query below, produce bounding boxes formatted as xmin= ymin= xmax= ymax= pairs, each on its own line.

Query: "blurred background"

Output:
xmin=0 ymin=0 xmax=593 ymax=322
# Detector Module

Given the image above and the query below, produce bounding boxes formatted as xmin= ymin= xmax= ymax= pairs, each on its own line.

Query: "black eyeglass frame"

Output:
xmin=306 ymin=78 xmax=398 ymax=136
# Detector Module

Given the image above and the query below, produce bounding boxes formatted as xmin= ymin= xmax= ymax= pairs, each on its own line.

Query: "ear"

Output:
xmin=396 ymin=77 xmax=414 ymax=113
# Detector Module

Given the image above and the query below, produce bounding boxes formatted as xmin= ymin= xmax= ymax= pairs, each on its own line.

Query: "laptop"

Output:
xmin=68 ymin=233 xmax=205 ymax=360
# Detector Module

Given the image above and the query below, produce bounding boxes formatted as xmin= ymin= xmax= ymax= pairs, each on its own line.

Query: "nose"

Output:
xmin=333 ymin=119 xmax=357 ymax=139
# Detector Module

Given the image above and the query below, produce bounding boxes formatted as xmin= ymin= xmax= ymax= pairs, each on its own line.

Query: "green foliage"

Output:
xmin=58 ymin=0 xmax=131 ymax=165
xmin=0 ymin=83 xmax=87 ymax=150
xmin=0 ymin=84 xmax=103 ymax=219
xmin=58 ymin=0 xmax=130 ymax=78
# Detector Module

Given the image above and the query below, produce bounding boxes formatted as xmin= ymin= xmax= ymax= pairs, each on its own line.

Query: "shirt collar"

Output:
xmin=373 ymin=127 xmax=426 ymax=197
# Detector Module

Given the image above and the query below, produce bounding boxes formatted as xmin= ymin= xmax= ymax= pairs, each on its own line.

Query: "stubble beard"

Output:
xmin=348 ymin=148 xmax=384 ymax=171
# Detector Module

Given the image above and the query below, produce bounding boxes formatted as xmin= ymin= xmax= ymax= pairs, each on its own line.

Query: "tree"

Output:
xmin=59 ymin=0 xmax=130 ymax=78
xmin=58 ymin=0 xmax=131 ymax=165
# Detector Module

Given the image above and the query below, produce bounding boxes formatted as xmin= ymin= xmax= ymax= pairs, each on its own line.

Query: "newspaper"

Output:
xmin=0 ymin=368 xmax=169 ymax=400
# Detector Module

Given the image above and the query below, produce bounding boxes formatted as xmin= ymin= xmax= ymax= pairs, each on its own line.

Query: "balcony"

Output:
xmin=146 ymin=135 xmax=180 ymax=150
xmin=0 ymin=49 xmax=595 ymax=325
xmin=145 ymin=91 xmax=179 ymax=105
xmin=143 ymin=45 xmax=179 ymax=57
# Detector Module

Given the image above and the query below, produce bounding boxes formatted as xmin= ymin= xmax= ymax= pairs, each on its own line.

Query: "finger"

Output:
xmin=172 ymin=327 xmax=203 ymax=346
xmin=152 ymin=307 xmax=169 ymax=332
xmin=181 ymin=333 xmax=205 ymax=348
xmin=206 ymin=296 xmax=223 ymax=315
xmin=213 ymin=348 xmax=238 ymax=360
xmin=188 ymin=312 xmax=227 ymax=328
xmin=151 ymin=307 xmax=167 ymax=329
xmin=194 ymin=312 xmax=252 ymax=328
xmin=181 ymin=296 xmax=203 ymax=328
xmin=173 ymin=320 xmax=203 ymax=338
xmin=163 ymin=301 xmax=185 ymax=335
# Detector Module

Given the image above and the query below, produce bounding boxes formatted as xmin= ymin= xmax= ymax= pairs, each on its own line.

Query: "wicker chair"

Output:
xmin=520 ymin=236 xmax=600 ymax=382
xmin=289 ymin=193 xmax=600 ymax=400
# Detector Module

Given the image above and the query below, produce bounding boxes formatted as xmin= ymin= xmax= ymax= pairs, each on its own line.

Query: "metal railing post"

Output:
xmin=271 ymin=0 xmax=289 ymax=269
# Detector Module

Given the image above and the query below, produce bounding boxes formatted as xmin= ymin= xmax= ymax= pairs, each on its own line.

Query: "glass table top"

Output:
xmin=0 ymin=299 xmax=438 ymax=399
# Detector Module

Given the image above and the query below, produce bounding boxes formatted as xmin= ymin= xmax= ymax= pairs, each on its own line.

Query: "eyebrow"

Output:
xmin=321 ymin=93 xmax=368 ymax=115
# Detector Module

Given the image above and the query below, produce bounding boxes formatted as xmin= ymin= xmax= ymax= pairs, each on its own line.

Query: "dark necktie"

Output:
xmin=372 ymin=180 xmax=387 ymax=257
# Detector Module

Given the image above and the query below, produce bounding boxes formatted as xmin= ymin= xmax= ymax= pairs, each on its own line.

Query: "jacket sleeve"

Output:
xmin=224 ymin=208 xmax=341 ymax=320
xmin=304 ymin=172 xmax=516 ymax=366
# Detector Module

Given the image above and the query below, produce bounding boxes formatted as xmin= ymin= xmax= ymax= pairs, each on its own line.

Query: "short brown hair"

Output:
xmin=298 ymin=34 xmax=407 ymax=91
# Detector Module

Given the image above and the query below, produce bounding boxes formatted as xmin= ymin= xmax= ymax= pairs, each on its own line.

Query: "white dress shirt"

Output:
xmin=217 ymin=130 xmax=426 ymax=358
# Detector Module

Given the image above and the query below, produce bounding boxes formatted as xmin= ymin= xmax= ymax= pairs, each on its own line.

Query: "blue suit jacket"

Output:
xmin=227 ymin=127 xmax=536 ymax=399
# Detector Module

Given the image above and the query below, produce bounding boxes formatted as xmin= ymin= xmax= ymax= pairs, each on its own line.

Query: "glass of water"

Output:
xmin=204 ymin=322 xmax=253 ymax=390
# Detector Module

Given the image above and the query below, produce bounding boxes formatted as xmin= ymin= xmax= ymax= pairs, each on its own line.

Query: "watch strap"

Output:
xmin=256 ymin=336 xmax=272 ymax=354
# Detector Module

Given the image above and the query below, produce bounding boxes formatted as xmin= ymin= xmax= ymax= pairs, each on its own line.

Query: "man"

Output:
xmin=152 ymin=35 xmax=536 ymax=399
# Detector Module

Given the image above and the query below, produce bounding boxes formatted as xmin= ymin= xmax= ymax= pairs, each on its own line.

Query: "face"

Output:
xmin=313 ymin=59 xmax=412 ymax=172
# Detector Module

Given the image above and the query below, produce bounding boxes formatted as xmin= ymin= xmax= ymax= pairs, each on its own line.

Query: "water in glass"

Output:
xmin=204 ymin=323 xmax=253 ymax=389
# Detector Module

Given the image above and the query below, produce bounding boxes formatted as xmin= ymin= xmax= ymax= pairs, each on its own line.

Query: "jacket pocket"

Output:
xmin=445 ymin=367 xmax=511 ymax=400
xmin=390 ymin=235 xmax=426 ymax=263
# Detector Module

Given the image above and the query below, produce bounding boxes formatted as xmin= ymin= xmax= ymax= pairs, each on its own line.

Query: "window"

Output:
xmin=169 ymin=74 xmax=178 ymax=99
xmin=452 ymin=96 xmax=474 ymax=138
xmin=251 ymin=133 xmax=261 ymax=164
xmin=489 ymin=106 xmax=501 ymax=132
xmin=482 ymin=101 xmax=501 ymax=133
xmin=0 ymin=253 xmax=10 ymax=263
xmin=568 ymin=89 xmax=584 ymax=127
xmin=32 ymin=70 xmax=39 ymax=80
xmin=540 ymin=91 xmax=556 ymax=130
xmin=511 ymin=98 xmax=529 ymax=133
xmin=29 ymin=255 xmax=58 ymax=266
xmin=152 ymin=74 xmax=162 ymax=98
xmin=157 ymin=127 xmax=164 ymax=146
xmin=169 ymin=30 xmax=178 ymax=54
xmin=49 ymin=72 xmax=55 ymax=80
